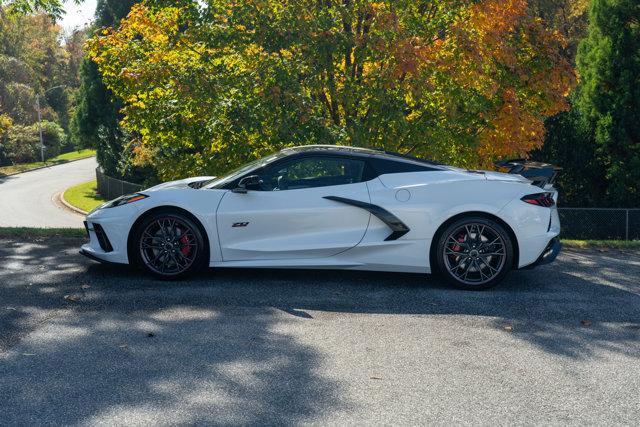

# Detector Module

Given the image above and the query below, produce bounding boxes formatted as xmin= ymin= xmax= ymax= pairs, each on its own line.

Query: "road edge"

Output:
xmin=58 ymin=190 xmax=88 ymax=216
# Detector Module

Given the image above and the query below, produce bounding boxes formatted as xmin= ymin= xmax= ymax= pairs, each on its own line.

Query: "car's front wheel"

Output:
xmin=435 ymin=217 xmax=514 ymax=290
xmin=131 ymin=210 xmax=208 ymax=279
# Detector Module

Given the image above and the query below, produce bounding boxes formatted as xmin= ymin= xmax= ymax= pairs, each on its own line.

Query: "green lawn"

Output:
xmin=562 ymin=239 xmax=640 ymax=249
xmin=0 ymin=149 xmax=96 ymax=177
xmin=63 ymin=180 xmax=106 ymax=213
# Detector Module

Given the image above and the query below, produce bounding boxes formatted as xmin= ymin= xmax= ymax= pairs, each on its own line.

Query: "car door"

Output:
xmin=216 ymin=155 xmax=371 ymax=261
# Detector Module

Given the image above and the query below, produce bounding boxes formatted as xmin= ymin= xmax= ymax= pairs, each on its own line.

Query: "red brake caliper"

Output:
xmin=179 ymin=229 xmax=191 ymax=256
xmin=448 ymin=232 xmax=466 ymax=262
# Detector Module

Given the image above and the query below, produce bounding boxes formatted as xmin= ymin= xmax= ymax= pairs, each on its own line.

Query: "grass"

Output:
xmin=0 ymin=149 xmax=96 ymax=177
xmin=63 ymin=180 xmax=106 ymax=213
xmin=0 ymin=227 xmax=85 ymax=238
xmin=562 ymin=239 xmax=640 ymax=249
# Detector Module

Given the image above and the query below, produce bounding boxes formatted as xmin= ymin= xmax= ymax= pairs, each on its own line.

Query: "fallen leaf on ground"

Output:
xmin=503 ymin=325 xmax=513 ymax=332
xmin=63 ymin=294 xmax=81 ymax=302
xmin=580 ymin=320 xmax=591 ymax=327
xmin=81 ymin=284 xmax=91 ymax=290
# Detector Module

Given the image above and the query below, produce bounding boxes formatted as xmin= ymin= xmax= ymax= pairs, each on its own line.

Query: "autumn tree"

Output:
xmin=89 ymin=0 xmax=575 ymax=180
xmin=528 ymin=0 xmax=589 ymax=63
xmin=0 ymin=7 xmax=84 ymax=162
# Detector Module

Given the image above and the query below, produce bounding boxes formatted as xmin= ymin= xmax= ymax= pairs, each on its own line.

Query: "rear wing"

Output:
xmin=495 ymin=159 xmax=561 ymax=188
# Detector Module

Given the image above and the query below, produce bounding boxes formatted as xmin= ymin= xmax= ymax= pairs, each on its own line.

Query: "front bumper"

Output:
xmin=521 ymin=237 xmax=562 ymax=270
xmin=79 ymin=248 xmax=122 ymax=265
xmin=81 ymin=217 xmax=131 ymax=265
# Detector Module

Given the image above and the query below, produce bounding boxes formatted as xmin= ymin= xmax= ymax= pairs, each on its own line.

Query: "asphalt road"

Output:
xmin=0 ymin=237 xmax=639 ymax=425
xmin=0 ymin=157 xmax=97 ymax=228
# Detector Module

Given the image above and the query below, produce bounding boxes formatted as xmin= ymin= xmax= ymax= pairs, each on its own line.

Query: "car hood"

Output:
xmin=144 ymin=176 xmax=215 ymax=192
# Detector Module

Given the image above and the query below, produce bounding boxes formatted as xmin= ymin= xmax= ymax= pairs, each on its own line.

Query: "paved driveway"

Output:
xmin=0 ymin=238 xmax=639 ymax=425
xmin=0 ymin=157 xmax=97 ymax=228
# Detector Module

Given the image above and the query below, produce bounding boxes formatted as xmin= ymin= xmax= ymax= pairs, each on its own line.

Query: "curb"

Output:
xmin=0 ymin=155 xmax=96 ymax=178
xmin=58 ymin=190 xmax=88 ymax=216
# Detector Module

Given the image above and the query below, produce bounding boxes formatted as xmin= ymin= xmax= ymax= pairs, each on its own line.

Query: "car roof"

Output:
xmin=282 ymin=145 xmax=444 ymax=167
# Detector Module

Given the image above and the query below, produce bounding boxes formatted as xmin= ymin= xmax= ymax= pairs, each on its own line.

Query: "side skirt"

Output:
xmin=210 ymin=259 xmax=429 ymax=274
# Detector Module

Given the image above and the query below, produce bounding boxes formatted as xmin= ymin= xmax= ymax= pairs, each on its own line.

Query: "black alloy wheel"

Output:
xmin=133 ymin=211 xmax=207 ymax=279
xmin=436 ymin=217 xmax=513 ymax=290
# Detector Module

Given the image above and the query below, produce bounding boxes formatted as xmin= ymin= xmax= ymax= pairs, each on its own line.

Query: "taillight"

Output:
xmin=521 ymin=192 xmax=555 ymax=207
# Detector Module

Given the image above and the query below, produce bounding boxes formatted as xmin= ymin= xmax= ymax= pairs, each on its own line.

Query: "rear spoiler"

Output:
xmin=495 ymin=159 xmax=561 ymax=188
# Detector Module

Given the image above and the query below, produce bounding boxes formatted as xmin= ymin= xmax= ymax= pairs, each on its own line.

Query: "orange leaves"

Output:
xmin=414 ymin=0 xmax=576 ymax=163
xmin=393 ymin=37 xmax=422 ymax=77
xmin=477 ymin=87 xmax=546 ymax=162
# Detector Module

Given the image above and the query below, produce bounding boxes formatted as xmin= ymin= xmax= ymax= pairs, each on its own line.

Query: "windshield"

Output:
xmin=203 ymin=151 xmax=289 ymax=189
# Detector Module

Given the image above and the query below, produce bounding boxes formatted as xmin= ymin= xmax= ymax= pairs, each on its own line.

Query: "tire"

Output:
xmin=435 ymin=216 xmax=514 ymax=290
xmin=131 ymin=210 xmax=208 ymax=279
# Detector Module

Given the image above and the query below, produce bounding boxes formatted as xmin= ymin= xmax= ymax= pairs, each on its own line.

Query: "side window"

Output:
xmin=260 ymin=157 xmax=365 ymax=191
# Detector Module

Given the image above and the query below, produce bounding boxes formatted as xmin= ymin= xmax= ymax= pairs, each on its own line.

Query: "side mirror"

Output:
xmin=233 ymin=175 xmax=262 ymax=193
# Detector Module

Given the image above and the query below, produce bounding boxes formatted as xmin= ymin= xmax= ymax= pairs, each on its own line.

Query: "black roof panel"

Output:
xmin=283 ymin=145 xmax=444 ymax=169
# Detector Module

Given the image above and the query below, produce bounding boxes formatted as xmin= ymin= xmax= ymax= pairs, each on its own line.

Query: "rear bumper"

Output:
xmin=521 ymin=237 xmax=562 ymax=270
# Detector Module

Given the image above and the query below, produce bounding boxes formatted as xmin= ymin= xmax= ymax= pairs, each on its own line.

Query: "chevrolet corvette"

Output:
xmin=81 ymin=145 xmax=561 ymax=289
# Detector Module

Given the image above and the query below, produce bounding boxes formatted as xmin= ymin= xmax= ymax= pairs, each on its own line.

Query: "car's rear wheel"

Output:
xmin=132 ymin=211 xmax=207 ymax=279
xmin=435 ymin=217 xmax=513 ymax=290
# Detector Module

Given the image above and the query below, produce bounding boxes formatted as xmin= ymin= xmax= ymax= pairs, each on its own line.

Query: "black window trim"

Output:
xmin=259 ymin=154 xmax=369 ymax=190
xmin=220 ymin=151 xmax=439 ymax=190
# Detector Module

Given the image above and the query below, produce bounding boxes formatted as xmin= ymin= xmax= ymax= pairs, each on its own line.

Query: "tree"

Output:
xmin=532 ymin=103 xmax=608 ymax=206
xmin=71 ymin=0 xmax=140 ymax=179
xmin=528 ymin=0 xmax=589 ymax=63
xmin=1 ymin=0 xmax=79 ymax=18
xmin=575 ymin=0 xmax=640 ymax=206
xmin=1 ymin=3 xmax=89 ymax=157
xmin=88 ymin=0 xmax=575 ymax=181
xmin=64 ymin=28 xmax=89 ymax=88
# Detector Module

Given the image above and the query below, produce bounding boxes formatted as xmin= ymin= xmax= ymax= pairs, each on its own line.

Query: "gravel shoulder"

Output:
xmin=1 ymin=237 xmax=639 ymax=425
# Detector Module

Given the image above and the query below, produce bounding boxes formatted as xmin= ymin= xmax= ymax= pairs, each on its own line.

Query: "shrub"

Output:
xmin=0 ymin=114 xmax=13 ymax=166
xmin=4 ymin=120 xmax=64 ymax=163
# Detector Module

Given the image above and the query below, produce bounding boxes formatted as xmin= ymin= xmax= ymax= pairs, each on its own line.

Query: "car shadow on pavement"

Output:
xmin=0 ymin=239 xmax=351 ymax=424
xmin=1 ymin=237 xmax=639 ymax=423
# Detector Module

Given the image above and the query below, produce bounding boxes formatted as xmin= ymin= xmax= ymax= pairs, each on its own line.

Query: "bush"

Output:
xmin=4 ymin=120 xmax=64 ymax=163
xmin=0 ymin=114 xmax=12 ymax=166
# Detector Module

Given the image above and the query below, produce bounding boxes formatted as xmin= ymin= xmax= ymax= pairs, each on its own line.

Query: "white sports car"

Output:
xmin=81 ymin=145 xmax=561 ymax=289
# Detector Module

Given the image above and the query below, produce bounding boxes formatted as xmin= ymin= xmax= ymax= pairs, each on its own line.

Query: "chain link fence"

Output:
xmin=558 ymin=208 xmax=640 ymax=240
xmin=95 ymin=167 xmax=144 ymax=201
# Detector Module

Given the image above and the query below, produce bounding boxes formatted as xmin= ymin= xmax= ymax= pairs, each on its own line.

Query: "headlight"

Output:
xmin=89 ymin=193 xmax=148 ymax=214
